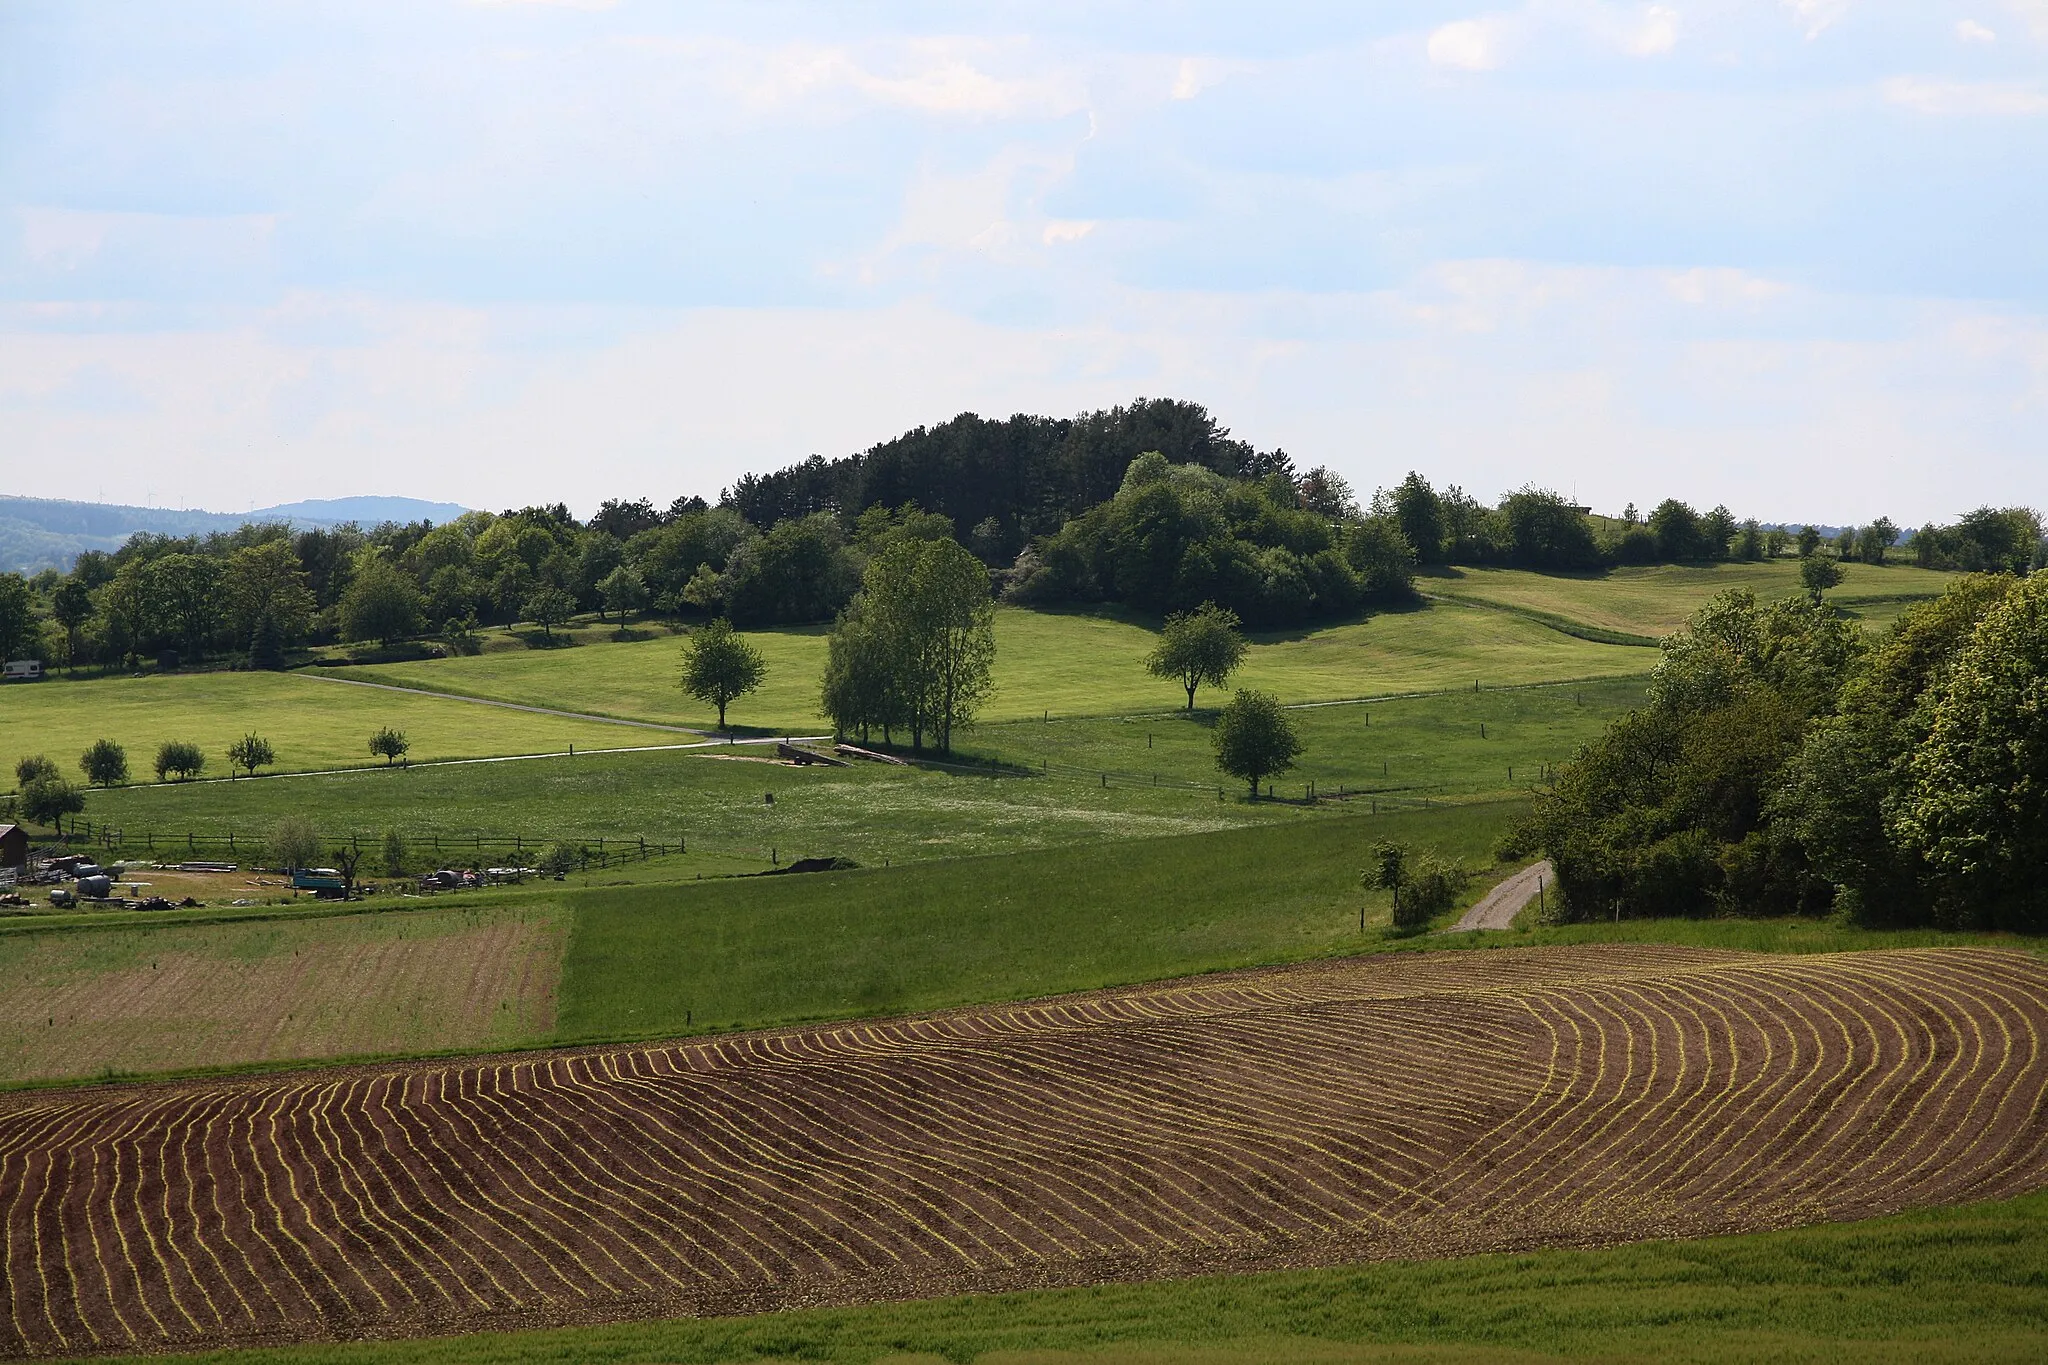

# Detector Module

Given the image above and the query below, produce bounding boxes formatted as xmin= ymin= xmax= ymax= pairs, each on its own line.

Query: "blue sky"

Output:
xmin=2 ymin=1 xmax=2044 ymax=523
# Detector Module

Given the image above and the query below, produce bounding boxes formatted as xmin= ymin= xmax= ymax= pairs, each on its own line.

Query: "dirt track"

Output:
xmin=1448 ymin=860 xmax=1554 ymax=932
xmin=4 ymin=943 xmax=2047 ymax=1358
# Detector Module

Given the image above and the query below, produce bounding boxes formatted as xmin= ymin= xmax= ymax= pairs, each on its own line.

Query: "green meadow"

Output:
xmin=0 ymin=669 xmax=678 ymax=790
xmin=1428 ymin=559 xmax=1955 ymax=638
xmin=553 ymin=803 xmax=1515 ymax=1042
xmin=328 ymin=598 xmax=1652 ymax=731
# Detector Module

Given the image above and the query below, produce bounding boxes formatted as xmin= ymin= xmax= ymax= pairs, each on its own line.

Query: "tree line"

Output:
xmin=1523 ymin=570 xmax=2048 ymax=931
xmin=4 ymin=391 xmax=2043 ymax=671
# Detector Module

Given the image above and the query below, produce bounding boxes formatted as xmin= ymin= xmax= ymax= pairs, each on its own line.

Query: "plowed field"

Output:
xmin=4 ymin=944 xmax=2047 ymax=1358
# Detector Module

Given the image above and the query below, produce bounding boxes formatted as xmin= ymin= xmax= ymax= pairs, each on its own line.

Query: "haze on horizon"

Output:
xmin=1 ymin=0 xmax=2043 ymax=525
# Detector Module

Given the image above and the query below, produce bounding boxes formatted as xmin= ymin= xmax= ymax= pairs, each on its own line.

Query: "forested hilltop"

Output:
xmin=0 ymin=395 xmax=2039 ymax=670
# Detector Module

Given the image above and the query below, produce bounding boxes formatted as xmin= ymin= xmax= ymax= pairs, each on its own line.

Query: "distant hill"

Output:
xmin=0 ymin=495 xmax=471 ymax=575
xmin=248 ymin=496 xmax=471 ymax=526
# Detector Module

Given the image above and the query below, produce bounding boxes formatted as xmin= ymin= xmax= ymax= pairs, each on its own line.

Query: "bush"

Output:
xmin=380 ymin=827 xmax=407 ymax=877
xmin=1400 ymin=852 xmax=1471 ymax=926
xmin=154 ymin=740 xmax=205 ymax=782
xmin=536 ymin=842 xmax=580 ymax=876
xmin=1364 ymin=838 xmax=1470 ymax=930
xmin=268 ymin=815 xmax=320 ymax=873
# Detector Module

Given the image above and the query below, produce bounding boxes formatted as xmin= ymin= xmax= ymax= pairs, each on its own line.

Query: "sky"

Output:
xmin=1 ymin=1 xmax=2044 ymax=524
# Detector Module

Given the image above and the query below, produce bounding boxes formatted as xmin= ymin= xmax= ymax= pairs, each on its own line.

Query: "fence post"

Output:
xmin=229 ymin=833 xmax=235 ymax=854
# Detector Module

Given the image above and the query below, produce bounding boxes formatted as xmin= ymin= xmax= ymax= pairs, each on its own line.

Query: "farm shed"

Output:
xmin=0 ymin=823 xmax=26 ymax=869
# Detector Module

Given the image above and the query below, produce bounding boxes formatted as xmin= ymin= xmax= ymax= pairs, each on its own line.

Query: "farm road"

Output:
xmin=296 ymin=670 xmax=710 ymax=733
xmin=1449 ymin=860 xmax=1554 ymax=932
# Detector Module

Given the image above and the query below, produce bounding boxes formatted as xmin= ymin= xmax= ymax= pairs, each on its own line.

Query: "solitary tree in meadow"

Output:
xmin=154 ymin=740 xmax=205 ymax=782
xmin=79 ymin=740 xmax=129 ymax=788
xmin=1212 ymin=688 xmax=1304 ymax=798
xmin=1147 ymin=602 xmax=1248 ymax=712
xmin=369 ymin=727 xmax=411 ymax=766
xmin=1800 ymin=554 xmax=1845 ymax=604
xmin=682 ymin=618 xmax=766 ymax=730
xmin=227 ymin=733 xmax=276 ymax=779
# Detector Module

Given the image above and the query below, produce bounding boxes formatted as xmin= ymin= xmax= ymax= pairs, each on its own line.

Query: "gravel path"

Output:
xmin=1449 ymin=859 xmax=1554 ymax=932
xmin=296 ymin=671 xmax=711 ymax=732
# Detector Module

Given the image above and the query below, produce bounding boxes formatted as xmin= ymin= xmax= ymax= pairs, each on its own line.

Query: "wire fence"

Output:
xmin=36 ymin=825 xmax=810 ymax=872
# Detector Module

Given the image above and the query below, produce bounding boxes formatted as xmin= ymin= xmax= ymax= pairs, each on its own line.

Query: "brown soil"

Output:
xmin=2 ymin=943 xmax=2046 ymax=1359
xmin=0 ymin=907 xmax=563 ymax=1085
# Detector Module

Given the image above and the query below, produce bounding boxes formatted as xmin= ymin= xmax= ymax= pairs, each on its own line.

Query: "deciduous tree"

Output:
xmin=227 ymin=733 xmax=276 ymax=778
xmin=369 ymin=727 xmax=410 ymax=765
xmin=1800 ymin=554 xmax=1844 ymax=603
xmin=79 ymin=740 xmax=128 ymax=788
xmin=682 ymin=618 xmax=766 ymax=730
xmin=154 ymin=740 xmax=205 ymax=782
xmin=1212 ymin=688 xmax=1303 ymax=798
xmin=1146 ymin=602 xmax=1247 ymax=711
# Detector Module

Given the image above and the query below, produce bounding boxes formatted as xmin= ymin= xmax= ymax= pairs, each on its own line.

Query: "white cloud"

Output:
xmin=1428 ymin=18 xmax=1512 ymax=71
xmin=1171 ymin=58 xmax=1204 ymax=100
xmin=1042 ymin=220 xmax=1096 ymax=245
xmin=2006 ymin=1 xmax=2048 ymax=41
xmin=1664 ymin=268 xmax=1792 ymax=307
xmin=1884 ymin=76 xmax=2048 ymax=114
xmin=1782 ymin=0 xmax=1852 ymax=39
xmin=1634 ymin=6 xmax=1681 ymax=54
xmin=1957 ymin=19 xmax=1999 ymax=42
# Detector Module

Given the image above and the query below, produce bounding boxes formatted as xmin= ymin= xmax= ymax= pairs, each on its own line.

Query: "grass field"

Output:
xmin=1429 ymin=559 xmax=1956 ymax=637
xmin=329 ymin=600 xmax=1651 ymax=731
xmin=82 ymin=745 xmax=1323 ymax=867
xmin=110 ymin=1189 xmax=2048 ymax=1365
xmin=0 ymin=669 xmax=688 ymax=793
xmin=960 ymin=675 xmax=1645 ymax=796
xmin=0 ymin=902 xmax=563 ymax=1083
xmin=67 ymin=679 xmax=1643 ymax=866
xmin=555 ymin=803 xmax=1516 ymax=1042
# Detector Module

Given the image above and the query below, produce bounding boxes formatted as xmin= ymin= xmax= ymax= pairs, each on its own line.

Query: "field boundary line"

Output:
xmin=292 ymin=672 xmax=713 ymax=734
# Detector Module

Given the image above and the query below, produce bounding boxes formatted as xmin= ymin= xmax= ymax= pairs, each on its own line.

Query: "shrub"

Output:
xmin=269 ymin=815 xmax=320 ymax=873
xmin=1363 ymin=839 xmax=1470 ymax=930
xmin=536 ymin=842 xmax=580 ymax=876
xmin=154 ymin=740 xmax=205 ymax=782
xmin=1401 ymin=852 xmax=1471 ymax=926
xmin=380 ymin=827 xmax=407 ymax=877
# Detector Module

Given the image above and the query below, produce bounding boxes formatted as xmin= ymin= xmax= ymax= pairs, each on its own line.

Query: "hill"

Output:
xmin=0 ymin=493 xmax=471 ymax=573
